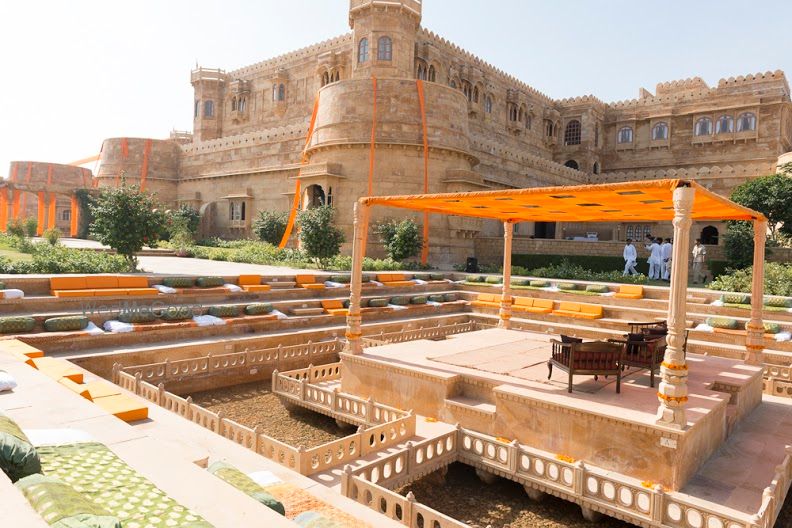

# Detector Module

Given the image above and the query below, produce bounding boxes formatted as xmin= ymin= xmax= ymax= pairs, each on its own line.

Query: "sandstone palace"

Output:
xmin=8 ymin=0 xmax=792 ymax=264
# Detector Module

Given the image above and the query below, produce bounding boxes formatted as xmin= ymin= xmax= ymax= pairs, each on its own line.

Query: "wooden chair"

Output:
xmin=610 ymin=334 xmax=666 ymax=388
xmin=548 ymin=339 xmax=625 ymax=393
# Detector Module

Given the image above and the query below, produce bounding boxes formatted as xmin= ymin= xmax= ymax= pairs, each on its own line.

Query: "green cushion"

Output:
xmin=585 ymin=284 xmax=610 ymax=294
xmin=511 ymin=278 xmax=530 ymax=286
xmin=721 ymin=293 xmax=750 ymax=305
xmin=43 ymin=316 xmax=90 ymax=332
xmin=196 ymin=276 xmax=225 ymax=288
xmin=368 ymin=298 xmax=388 ymax=308
xmin=117 ymin=310 xmax=157 ymax=324
xmin=706 ymin=317 xmax=739 ymax=330
xmin=0 ymin=411 xmax=41 ymax=482
xmin=465 ymin=275 xmax=485 ymax=283
xmin=0 ymin=317 xmax=35 ymax=334
xmin=557 ymin=282 xmax=577 ymax=291
xmin=329 ymin=275 xmax=350 ymax=284
xmin=389 ymin=296 xmax=409 ymax=306
xmin=15 ymin=474 xmax=121 ymax=528
xmin=529 ymin=280 xmax=550 ymax=288
xmin=764 ymin=296 xmax=791 ymax=308
xmin=161 ymin=277 xmax=196 ymax=288
xmin=160 ymin=306 xmax=194 ymax=321
xmin=428 ymin=294 xmax=445 ymax=303
xmin=429 ymin=273 xmax=445 ymax=281
xmin=485 ymin=276 xmax=503 ymax=284
xmin=745 ymin=321 xmax=782 ymax=334
xmin=208 ymin=461 xmax=285 ymax=515
xmin=207 ymin=305 xmax=240 ymax=317
xmin=245 ymin=303 xmax=273 ymax=315
xmin=442 ymin=293 xmax=458 ymax=302
xmin=410 ymin=296 xmax=427 ymax=305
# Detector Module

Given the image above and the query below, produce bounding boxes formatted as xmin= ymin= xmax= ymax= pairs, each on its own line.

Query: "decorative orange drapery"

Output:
xmin=11 ymin=190 xmax=20 ymax=220
xmin=368 ymin=76 xmax=377 ymax=196
xmin=116 ymin=138 xmax=129 ymax=186
xmin=47 ymin=193 xmax=56 ymax=231
xmin=0 ymin=188 xmax=7 ymax=232
xmin=416 ymin=80 xmax=430 ymax=265
xmin=69 ymin=195 xmax=79 ymax=237
xmin=278 ymin=93 xmax=321 ymax=249
xmin=140 ymin=139 xmax=152 ymax=190
xmin=36 ymin=192 xmax=46 ymax=235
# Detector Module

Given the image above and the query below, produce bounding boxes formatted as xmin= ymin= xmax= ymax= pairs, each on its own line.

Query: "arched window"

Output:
xmin=716 ymin=115 xmax=733 ymax=134
xmin=377 ymin=36 xmax=392 ymax=61
xmin=564 ymin=120 xmax=581 ymax=145
xmin=508 ymin=104 xmax=518 ymax=122
xmin=472 ymin=86 xmax=479 ymax=104
xmin=518 ymin=105 xmax=524 ymax=123
xmin=238 ymin=97 xmax=246 ymax=112
xmin=461 ymin=80 xmax=472 ymax=102
xmin=332 ymin=70 xmax=339 ymax=82
xmin=358 ymin=38 xmax=369 ymax=63
xmin=652 ymin=122 xmax=669 ymax=140
xmin=564 ymin=160 xmax=579 ymax=170
xmin=737 ymin=112 xmax=756 ymax=132
xmin=416 ymin=62 xmax=427 ymax=80
xmin=321 ymin=72 xmax=329 ymax=87
xmin=617 ymin=126 xmax=633 ymax=144
xmin=427 ymin=65 xmax=436 ymax=82
xmin=194 ymin=100 xmax=200 ymax=118
xmin=592 ymin=162 xmax=600 ymax=174
xmin=484 ymin=95 xmax=493 ymax=114
xmin=203 ymin=100 xmax=214 ymax=118
xmin=231 ymin=97 xmax=237 ymax=111
xmin=278 ymin=84 xmax=285 ymax=101
xmin=544 ymin=119 xmax=554 ymax=137
xmin=695 ymin=117 xmax=712 ymax=136
xmin=701 ymin=225 xmax=719 ymax=245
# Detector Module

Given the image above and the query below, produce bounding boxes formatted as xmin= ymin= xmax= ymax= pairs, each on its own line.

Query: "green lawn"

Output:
xmin=0 ymin=242 xmax=32 ymax=262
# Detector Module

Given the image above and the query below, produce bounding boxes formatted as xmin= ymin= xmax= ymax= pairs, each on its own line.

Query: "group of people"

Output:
xmin=622 ymin=234 xmax=707 ymax=283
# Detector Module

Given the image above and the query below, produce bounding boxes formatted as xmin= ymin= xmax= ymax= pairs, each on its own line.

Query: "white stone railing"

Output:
xmin=361 ymin=320 xmax=478 ymax=348
xmin=755 ymin=447 xmax=792 ymax=528
xmin=115 ymin=339 xmax=343 ymax=384
xmin=764 ymin=363 xmax=792 ymax=398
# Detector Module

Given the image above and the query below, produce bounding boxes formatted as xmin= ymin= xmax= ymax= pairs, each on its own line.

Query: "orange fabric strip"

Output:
xmin=48 ymin=193 xmax=56 ymax=230
xmin=70 ymin=195 xmax=79 ymax=237
xmin=0 ymin=187 xmax=7 ymax=232
xmin=11 ymin=190 xmax=21 ymax=220
xmin=36 ymin=192 xmax=46 ymax=235
xmin=416 ymin=80 xmax=430 ymax=264
xmin=121 ymin=138 xmax=129 ymax=159
xmin=140 ymin=139 xmax=152 ymax=191
xmin=279 ymin=93 xmax=321 ymax=249
xmin=368 ymin=76 xmax=377 ymax=196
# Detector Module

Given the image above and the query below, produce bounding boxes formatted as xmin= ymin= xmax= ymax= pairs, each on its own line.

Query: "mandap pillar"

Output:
xmin=745 ymin=219 xmax=768 ymax=365
xmin=498 ymin=221 xmax=513 ymax=329
xmin=345 ymin=201 xmax=369 ymax=355
xmin=656 ymin=185 xmax=694 ymax=430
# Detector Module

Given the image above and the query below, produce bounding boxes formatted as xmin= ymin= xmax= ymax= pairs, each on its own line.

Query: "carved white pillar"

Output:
xmin=656 ymin=186 xmax=694 ymax=430
xmin=498 ymin=221 xmax=513 ymax=329
xmin=345 ymin=201 xmax=369 ymax=355
xmin=745 ymin=219 xmax=767 ymax=365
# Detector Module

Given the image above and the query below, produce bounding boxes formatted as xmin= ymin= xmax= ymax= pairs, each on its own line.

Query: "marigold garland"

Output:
xmin=661 ymin=362 xmax=688 ymax=371
xmin=641 ymin=480 xmax=655 ymax=489
xmin=555 ymin=454 xmax=575 ymax=463
xmin=657 ymin=392 xmax=688 ymax=403
xmin=495 ymin=436 xmax=510 ymax=444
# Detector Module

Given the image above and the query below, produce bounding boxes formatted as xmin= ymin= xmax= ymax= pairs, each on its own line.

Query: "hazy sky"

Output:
xmin=2 ymin=0 xmax=791 ymax=176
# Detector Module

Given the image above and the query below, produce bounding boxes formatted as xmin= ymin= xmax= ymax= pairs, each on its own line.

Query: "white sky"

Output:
xmin=1 ymin=0 xmax=790 ymax=176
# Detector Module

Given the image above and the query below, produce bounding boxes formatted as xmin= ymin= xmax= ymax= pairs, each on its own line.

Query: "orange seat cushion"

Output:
xmin=29 ymin=357 xmax=84 ymax=383
xmin=477 ymin=294 xmax=498 ymax=303
xmin=126 ymin=288 xmax=159 ymax=296
xmin=383 ymin=280 xmax=414 ymax=287
xmin=117 ymin=276 xmax=149 ymax=288
xmin=557 ymin=302 xmax=582 ymax=313
xmin=238 ymin=275 xmax=262 ymax=286
xmin=86 ymin=276 xmax=119 ymax=289
xmin=514 ymin=297 xmax=534 ymax=307
xmin=618 ymin=285 xmax=644 ymax=296
xmin=58 ymin=378 xmax=93 ymax=401
xmin=82 ymin=380 xmax=122 ymax=399
xmin=53 ymin=289 xmax=94 ymax=298
xmin=50 ymin=276 xmax=88 ymax=291
xmin=0 ymin=339 xmax=44 ymax=358
xmin=93 ymin=394 xmax=148 ymax=422
xmin=326 ymin=308 xmax=349 ymax=317
xmin=295 ymin=275 xmax=318 ymax=285
xmin=534 ymin=299 xmax=554 ymax=310
xmin=615 ymin=293 xmax=643 ymax=300
xmin=300 ymin=283 xmax=325 ymax=290
xmin=90 ymin=288 xmax=131 ymax=297
xmin=378 ymin=273 xmax=407 ymax=282
xmin=321 ymin=300 xmax=344 ymax=310
xmin=242 ymin=284 xmax=271 ymax=292
xmin=579 ymin=304 xmax=603 ymax=319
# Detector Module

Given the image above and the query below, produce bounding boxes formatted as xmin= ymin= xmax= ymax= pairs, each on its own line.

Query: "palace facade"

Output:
xmin=8 ymin=0 xmax=792 ymax=263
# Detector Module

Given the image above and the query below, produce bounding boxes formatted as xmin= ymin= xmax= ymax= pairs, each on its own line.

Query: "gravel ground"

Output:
xmin=188 ymin=380 xmax=349 ymax=448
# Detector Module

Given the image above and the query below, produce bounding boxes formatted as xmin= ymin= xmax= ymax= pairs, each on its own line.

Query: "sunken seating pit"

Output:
xmin=552 ymin=301 xmax=603 ymax=319
xmin=615 ymin=285 xmax=644 ymax=300
xmin=238 ymin=275 xmax=272 ymax=293
xmin=548 ymin=339 xmax=625 ymax=393
xmin=50 ymin=276 xmax=157 ymax=298
xmin=512 ymin=297 xmax=554 ymax=314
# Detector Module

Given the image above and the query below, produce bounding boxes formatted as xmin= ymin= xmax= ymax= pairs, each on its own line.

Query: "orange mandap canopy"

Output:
xmin=360 ymin=179 xmax=763 ymax=223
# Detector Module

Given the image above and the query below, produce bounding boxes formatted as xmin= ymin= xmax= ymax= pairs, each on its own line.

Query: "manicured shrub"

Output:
xmin=706 ymin=317 xmax=739 ymax=329
xmin=442 ymin=293 xmax=458 ymax=302
xmin=710 ymin=263 xmax=792 ymax=297
xmin=245 ymin=303 xmax=273 ymax=315
xmin=428 ymin=294 xmax=444 ymax=303
xmin=0 ymin=317 xmax=35 ymax=334
xmin=118 ymin=310 xmax=158 ymax=324
xmin=557 ymin=282 xmax=577 ymax=291
xmin=389 ymin=296 xmax=409 ymax=306
xmin=375 ymin=218 xmax=423 ymax=262
xmin=43 ymin=228 xmax=60 ymax=246
xmin=253 ymin=210 xmax=288 ymax=245
xmin=196 ymin=276 xmax=225 ymax=288
xmin=208 ymin=305 xmax=241 ymax=318
xmin=162 ymin=277 xmax=196 ymax=288
xmin=410 ymin=295 xmax=427 ymax=305
xmin=485 ymin=276 xmax=503 ymax=284
xmin=585 ymin=284 xmax=610 ymax=294
xmin=297 ymin=205 xmax=344 ymax=267
xmin=160 ymin=306 xmax=194 ymax=321
xmin=43 ymin=316 xmax=89 ymax=332
xmin=367 ymin=298 xmax=388 ymax=308
xmin=530 ymin=280 xmax=550 ymax=288
xmin=721 ymin=293 xmax=750 ymax=305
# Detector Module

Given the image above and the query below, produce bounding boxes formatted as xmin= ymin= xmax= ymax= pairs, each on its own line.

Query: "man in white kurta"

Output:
xmin=623 ymin=239 xmax=638 ymax=276
xmin=661 ymin=238 xmax=673 ymax=281
xmin=647 ymin=238 xmax=663 ymax=280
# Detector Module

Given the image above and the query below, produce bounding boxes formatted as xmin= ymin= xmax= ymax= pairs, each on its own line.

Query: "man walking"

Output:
xmin=623 ymin=239 xmax=638 ymax=276
xmin=661 ymin=238 xmax=673 ymax=281
xmin=646 ymin=237 xmax=663 ymax=280
xmin=692 ymin=239 xmax=707 ymax=284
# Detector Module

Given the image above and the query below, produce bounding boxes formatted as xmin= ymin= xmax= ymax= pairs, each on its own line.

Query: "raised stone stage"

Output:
xmin=340 ymin=328 xmax=765 ymax=491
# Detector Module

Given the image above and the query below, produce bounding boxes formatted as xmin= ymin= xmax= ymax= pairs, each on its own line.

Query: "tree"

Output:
xmin=730 ymin=168 xmax=792 ymax=241
xmin=170 ymin=204 xmax=201 ymax=237
xmin=297 ymin=205 xmax=344 ymax=268
xmin=253 ymin=210 xmax=288 ymax=245
xmin=89 ymin=183 xmax=166 ymax=270
xmin=375 ymin=218 xmax=422 ymax=261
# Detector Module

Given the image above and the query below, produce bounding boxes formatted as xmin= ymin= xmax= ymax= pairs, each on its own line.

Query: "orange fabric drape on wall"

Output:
xmin=48 ymin=193 xmax=56 ymax=231
xmin=69 ymin=195 xmax=79 ymax=237
xmin=36 ymin=192 xmax=46 ymax=235
xmin=116 ymin=138 xmax=129 ymax=186
xmin=416 ymin=80 xmax=430 ymax=265
xmin=0 ymin=188 xmax=7 ymax=232
xmin=140 ymin=139 xmax=152 ymax=191
xmin=278 ymin=93 xmax=321 ymax=249
xmin=11 ymin=190 xmax=21 ymax=220
xmin=368 ymin=76 xmax=377 ymax=196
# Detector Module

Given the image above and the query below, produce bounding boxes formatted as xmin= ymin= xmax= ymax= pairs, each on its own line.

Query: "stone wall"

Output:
xmin=95 ymin=138 xmax=181 ymax=204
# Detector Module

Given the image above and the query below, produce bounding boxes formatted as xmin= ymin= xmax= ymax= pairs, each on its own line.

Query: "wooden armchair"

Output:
xmin=548 ymin=339 xmax=625 ymax=394
xmin=610 ymin=334 xmax=666 ymax=388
